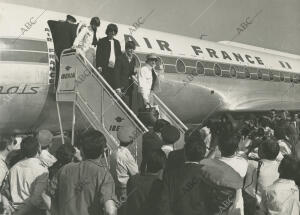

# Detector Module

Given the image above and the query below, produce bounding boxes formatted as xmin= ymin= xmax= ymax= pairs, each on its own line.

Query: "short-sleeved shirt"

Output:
xmin=110 ymin=146 xmax=139 ymax=189
xmin=0 ymin=154 xmax=8 ymax=185
xmin=56 ymin=159 xmax=115 ymax=215
xmin=9 ymin=157 xmax=48 ymax=207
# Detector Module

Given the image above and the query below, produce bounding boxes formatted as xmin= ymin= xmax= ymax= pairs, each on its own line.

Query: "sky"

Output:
xmin=1 ymin=0 xmax=300 ymax=55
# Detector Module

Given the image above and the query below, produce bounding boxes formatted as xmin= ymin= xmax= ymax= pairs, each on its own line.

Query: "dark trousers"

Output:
xmin=121 ymin=88 xmax=133 ymax=109
xmin=102 ymin=67 xmax=116 ymax=89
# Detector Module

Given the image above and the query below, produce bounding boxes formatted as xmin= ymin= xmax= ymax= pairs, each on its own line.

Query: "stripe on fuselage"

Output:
xmin=0 ymin=38 xmax=47 ymax=52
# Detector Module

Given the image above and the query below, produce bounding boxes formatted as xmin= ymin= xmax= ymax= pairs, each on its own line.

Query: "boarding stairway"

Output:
xmin=56 ymin=49 xmax=187 ymax=164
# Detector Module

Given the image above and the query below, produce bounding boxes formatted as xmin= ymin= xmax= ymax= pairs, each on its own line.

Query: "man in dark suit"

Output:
xmin=114 ymin=41 xmax=136 ymax=107
xmin=96 ymin=23 xmax=122 ymax=89
xmin=140 ymin=119 xmax=170 ymax=174
xmin=159 ymin=136 xmax=208 ymax=215
xmin=165 ymin=128 xmax=203 ymax=172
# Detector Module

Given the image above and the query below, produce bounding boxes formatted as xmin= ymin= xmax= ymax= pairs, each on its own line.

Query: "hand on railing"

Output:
xmin=115 ymin=88 xmax=122 ymax=97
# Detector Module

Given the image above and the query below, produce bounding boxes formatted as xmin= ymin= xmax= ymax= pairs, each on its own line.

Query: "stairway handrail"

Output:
xmin=132 ymin=76 xmax=188 ymax=132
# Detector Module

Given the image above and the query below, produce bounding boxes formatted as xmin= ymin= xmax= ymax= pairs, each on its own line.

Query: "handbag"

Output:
xmin=138 ymin=106 xmax=159 ymax=127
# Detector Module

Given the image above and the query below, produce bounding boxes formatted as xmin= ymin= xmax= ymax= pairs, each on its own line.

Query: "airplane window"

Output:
xmin=269 ymin=70 xmax=274 ymax=80
xmin=244 ymin=68 xmax=250 ymax=79
xmin=176 ymin=59 xmax=186 ymax=73
xmin=280 ymin=72 xmax=285 ymax=81
xmin=293 ymin=74 xmax=300 ymax=83
xmin=249 ymin=68 xmax=258 ymax=80
xmin=196 ymin=61 xmax=204 ymax=75
xmin=257 ymin=69 xmax=262 ymax=79
xmin=230 ymin=66 xmax=236 ymax=77
xmin=271 ymin=70 xmax=280 ymax=81
xmin=154 ymin=56 xmax=165 ymax=71
xmin=214 ymin=64 xmax=221 ymax=76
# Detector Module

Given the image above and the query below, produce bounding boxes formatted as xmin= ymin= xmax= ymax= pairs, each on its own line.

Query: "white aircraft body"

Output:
xmin=0 ymin=3 xmax=300 ymax=134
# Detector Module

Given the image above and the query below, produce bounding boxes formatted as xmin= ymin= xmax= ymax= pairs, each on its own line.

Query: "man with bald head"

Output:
xmin=37 ymin=130 xmax=57 ymax=168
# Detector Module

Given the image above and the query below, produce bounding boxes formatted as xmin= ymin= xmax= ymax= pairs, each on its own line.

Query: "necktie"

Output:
xmin=151 ymin=69 xmax=157 ymax=90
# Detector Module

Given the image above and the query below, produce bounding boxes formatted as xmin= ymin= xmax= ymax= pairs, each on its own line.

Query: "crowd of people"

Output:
xmin=0 ymin=109 xmax=299 ymax=214
xmin=50 ymin=14 xmax=161 ymax=109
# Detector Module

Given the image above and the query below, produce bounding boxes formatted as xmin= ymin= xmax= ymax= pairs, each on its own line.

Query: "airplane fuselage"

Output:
xmin=0 ymin=3 xmax=300 ymax=134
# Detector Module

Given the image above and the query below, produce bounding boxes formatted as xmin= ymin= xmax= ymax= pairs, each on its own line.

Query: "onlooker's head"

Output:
xmin=184 ymin=128 xmax=202 ymax=145
xmin=269 ymin=109 xmax=276 ymax=118
xmin=90 ymin=17 xmax=100 ymax=31
xmin=218 ymin=133 xmax=239 ymax=157
xmin=145 ymin=53 xmax=158 ymax=67
xmin=106 ymin=23 xmax=118 ymax=38
xmin=161 ymin=125 xmax=180 ymax=145
xmin=55 ymin=143 xmax=76 ymax=165
xmin=21 ymin=136 xmax=40 ymax=158
xmin=81 ymin=129 xmax=107 ymax=159
xmin=258 ymin=138 xmax=280 ymax=160
xmin=117 ymin=126 xmax=137 ymax=147
xmin=184 ymin=135 xmax=206 ymax=162
xmin=291 ymin=113 xmax=298 ymax=121
xmin=278 ymin=155 xmax=298 ymax=181
xmin=66 ymin=15 xmax=77 ymax=24
xmin=274 ymin=127 xmax=287 ymax=140
xmin=153 ymin=119 xmax=170 ymax=133
xmin=37 ymin=130 xmax=53 ymax=150
xmin=0 ymin=134 xmax=15 ymax=153
xmin=125 ymin=41 xmax=136 ymax=57
xmin=146 ymin=149 xmax=166 ymax=173
xmin=278 ymin=110 xmax=287 ymax=120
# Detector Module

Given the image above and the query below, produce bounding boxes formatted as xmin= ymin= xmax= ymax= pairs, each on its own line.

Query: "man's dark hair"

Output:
xmin=66 ymin=15 xmax=76 ymax=23
xmin=153 ymin=119 xmax=170 ymax=133
xmin=56 ymin=143 xmax=76 ymax=165
xmin=125 ymin=41 xmax=136 ymax=50
xmin=184 ymin=128 xmax=203 ymax=144
xmin=81 ymin=129 xmax=107 ymax=159
xmin=90 ymin=17 xmax=100 ymax=27
xmin=105 ymin=23 xmax=118 ymax=35
xmin=147 ymin=149 xmax=166 ymax=173
xmin=184 ymin=137 xmax=206 ymax=162
xmin=21 ymin=136 xmax=40 ymax=158
xmin=0 ymin=135 xmax=13 ymax=151
xmin=279 ymin=155 xmax=298 ymax=180
xmin=259 ymin=138 xmax=279 ymax=160
xmin=218 ymin=133 xmax=239 ymax=157
xmin=274 ymin=125 xmax=287 ymax=140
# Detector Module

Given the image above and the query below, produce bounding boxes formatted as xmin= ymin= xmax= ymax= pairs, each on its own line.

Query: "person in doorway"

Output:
xmin=48 ymin=15 xmax=78 ymax=89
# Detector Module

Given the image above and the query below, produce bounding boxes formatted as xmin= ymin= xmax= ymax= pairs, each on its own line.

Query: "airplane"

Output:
xmin=0 ymin=2 xmax=300 ymax=135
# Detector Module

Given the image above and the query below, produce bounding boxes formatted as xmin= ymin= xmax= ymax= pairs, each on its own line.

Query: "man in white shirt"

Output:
xmin=0 ymin=134 xmax=16 ymax=214
xmin=244 ymin=138 xmax=280 ymax=214
xmin=9 ymin=136 xmax=48 ymax=214
xmin=73 ymin=17 xmax=100 ymax=65
xmin=110 ymin=126 xmax=138 ymax=201
xmin=258 ymin=155 xmax=299 ymax=215
xmin=37 ymin=130 xmax=57 ymax=168
xmin=217 ymin=133 xmax=248 ymax=215
xmin=138 ymin=53 xmax=158 ymax=108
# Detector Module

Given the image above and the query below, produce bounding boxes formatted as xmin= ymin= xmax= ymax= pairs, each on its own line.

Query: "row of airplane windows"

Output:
xmin=133 ymin=53 xmax=299 ymax=84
